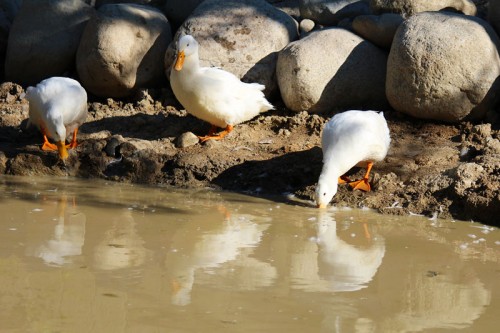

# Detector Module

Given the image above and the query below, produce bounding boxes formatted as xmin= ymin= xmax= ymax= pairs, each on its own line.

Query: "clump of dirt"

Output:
xmin=0 ymin=83 xmax=498 ymax=226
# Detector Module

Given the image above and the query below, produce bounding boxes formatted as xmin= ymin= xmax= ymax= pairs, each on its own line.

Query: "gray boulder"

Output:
xmin=165 ymin=0 xmax=298 ymax=96
xmin=352 ymin=13 xmax=404 ymax=48
xmin=387 ymin=12 xmax=500 ymax=122
xmin=77 ymin=3 xmax=171 ymax=98
xmin=5 ymin=0 xmax=93 ymax=85
xmin=299 ymin=0 xmax=370 ymax=25
xmin=370 ymin=0 xmax=476 ymax=16
xmin=277 ymin=28 xmax=388 ymax=113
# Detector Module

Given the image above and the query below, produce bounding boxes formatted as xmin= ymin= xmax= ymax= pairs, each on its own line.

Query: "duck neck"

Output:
xmin=182 ymin=51 xmax=200 ymax=73
xmin=317 ymin=162 xmax=341 ymax=196
xmin=320 ymin=161 xmax=341 ymax=184
xmin=44 ymin=108 xmax=62 ymax=128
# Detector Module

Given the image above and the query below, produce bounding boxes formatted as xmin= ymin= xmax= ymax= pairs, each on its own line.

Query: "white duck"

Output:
xmin=170 ymin=35 xmax=274 ymax=142
xmin=315 ymin=110 xmax=390 ymax=208
xmin=25 ymin=77 xmax=88 ymax=160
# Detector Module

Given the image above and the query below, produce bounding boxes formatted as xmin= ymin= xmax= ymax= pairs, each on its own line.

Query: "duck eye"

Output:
xmin=323 ymin=192 xmax=326 ymax=196
xmin=187 ymin=43 xmax=190 ymax=47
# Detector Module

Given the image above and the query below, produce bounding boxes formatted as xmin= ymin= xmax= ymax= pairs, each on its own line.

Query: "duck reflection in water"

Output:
xmin=166 ymin=205 xmax=276 ymax=306
xmin=290 ymin=211 xmax=385 ymax=292
xmin=27 ymin=195 xmax=86 ymax=266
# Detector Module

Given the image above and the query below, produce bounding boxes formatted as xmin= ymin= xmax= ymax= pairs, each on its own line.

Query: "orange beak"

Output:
xmin=56 ymin=141 xmax=68 ymax=160
xmin=317 ymin=203 xmax=327 ymax=209
xmin=174 ymin=50 xmax=185 ymax=71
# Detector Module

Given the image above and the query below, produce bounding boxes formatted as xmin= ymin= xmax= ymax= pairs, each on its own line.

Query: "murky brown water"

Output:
xmin=0 ymin=176 xmax=498 ymax=332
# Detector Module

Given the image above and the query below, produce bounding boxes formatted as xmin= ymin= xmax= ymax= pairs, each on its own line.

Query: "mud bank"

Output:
xmin=0 ymin=83 xmax=498 ymax=226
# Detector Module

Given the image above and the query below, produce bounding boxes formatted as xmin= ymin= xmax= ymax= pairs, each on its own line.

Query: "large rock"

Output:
xmin=352 ymin=13 xmax=404 ymax=48
xmin=5 ymin=0 xmax=93 ymax=85
xmin=299 ymin=0 xmax=370 ymax=25
xmin=370 ymin=0 xmax=476 ymax=16
xmin=77 ymin=3 xmax=171 ymax=98
xmin=276 ymin=28 xmax=388 ymax=113
xmin=165 ymin=0 xmax=298 ymax=97
xmin=387 ymin=12 xmax=500 ymax=122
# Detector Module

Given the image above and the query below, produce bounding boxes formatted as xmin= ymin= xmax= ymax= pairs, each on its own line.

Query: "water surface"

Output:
xmin=0 ymin=176 xmax=498 ymax=332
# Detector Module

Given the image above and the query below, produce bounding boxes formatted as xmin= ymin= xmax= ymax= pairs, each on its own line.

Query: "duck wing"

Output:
xmin=322 ymin=111 xmax=389 ymax=172
xmin=196 ymin=67 xmax=271 ymax=124
xmin=59 ymin=82 xmax=88 ymax=127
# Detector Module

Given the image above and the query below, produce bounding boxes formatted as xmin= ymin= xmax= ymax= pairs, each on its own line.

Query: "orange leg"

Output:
xmin=217 ymin=205 xmax=231 ymax=220
xmin=197 ymin=124 xmax=217 ymax=142
xmin=363 ymin=223 xmax=371 ymax=240
xmin=198 ymin=125 xmax=234 ymax=142
xmin=338 ymin=175 xmax=352 ymax=184
xmin=348 ymin=162 xmax=373 ymax=192
xmin=41 ymin=134 xmax=58 ymax=151
xmin=171 ymin=278 xmax=182 ymax=294
xmin=66 ymin=128 xmax=79 ymax=149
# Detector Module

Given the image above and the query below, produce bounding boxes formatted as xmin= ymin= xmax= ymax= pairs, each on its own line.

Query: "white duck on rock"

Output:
xmin=315 ymin=110 xmax=391 ymax=208
xmin=170 ymin=35 xmax=274 ymax=142
xmin=25 ymin=77 xmax=88 ymax=160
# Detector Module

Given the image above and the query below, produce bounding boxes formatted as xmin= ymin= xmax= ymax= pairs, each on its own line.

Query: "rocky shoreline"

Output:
xmin=0 ymin=83 xmax=498 ymax=226
xmin=0 ymin=0 xmax=498 ymax=226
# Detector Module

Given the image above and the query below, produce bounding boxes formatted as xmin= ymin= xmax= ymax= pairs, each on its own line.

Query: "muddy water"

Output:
xmin=0 ymin=176 xmax=498 ymax=333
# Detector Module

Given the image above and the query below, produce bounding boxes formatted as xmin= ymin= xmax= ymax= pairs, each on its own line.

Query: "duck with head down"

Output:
xmin=315 ymin=110 xmax=391 ymax=209
xmin=169 ymin=34 xmax=274 ymax=142
xmin=25 ymin=77 xmax=88 ymax=160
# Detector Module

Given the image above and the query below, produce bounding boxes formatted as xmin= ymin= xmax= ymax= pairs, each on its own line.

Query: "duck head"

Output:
xmin=47 ymin=114 xmax=68 ymax=160
xmin=315 ymin=174 xmax=338 ymax=209
xmin=174 ymin=35 xmax=199 ymax=71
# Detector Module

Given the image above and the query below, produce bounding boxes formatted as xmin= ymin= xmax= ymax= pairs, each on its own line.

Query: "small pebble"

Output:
xmin=299 ymin=19 xmax=315 ymax=35
xmin=176 ymin=132 xmax=199 ymax=148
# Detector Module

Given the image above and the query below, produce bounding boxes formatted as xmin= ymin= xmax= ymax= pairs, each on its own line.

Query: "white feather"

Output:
xmin=170 ymin=35 xmax=273 ymax=129
xmin=25 ymin=77 xmax=87 ymax=143
xmin=315 ymin=110 xmax=391 ymax=207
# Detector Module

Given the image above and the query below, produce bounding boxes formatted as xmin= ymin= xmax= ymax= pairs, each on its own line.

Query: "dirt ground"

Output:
xmin=0 ymin=82 xmax=498 ymax=226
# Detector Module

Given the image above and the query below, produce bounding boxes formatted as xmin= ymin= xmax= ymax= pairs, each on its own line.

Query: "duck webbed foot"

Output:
xmin=348 ymin=178 xmax=371 ymax=192
xmin=66 ymin=128 xmax=79 ymax=149
xmin=347 ymin=161 xmax=374 ymax=192
xmin=198 ymin=125 xmax=234 ymax=142
xmin=41 ymin=135 xmax=58 ymax=151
